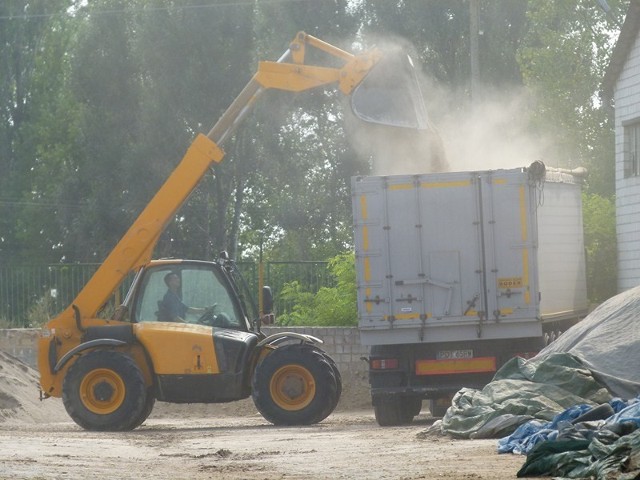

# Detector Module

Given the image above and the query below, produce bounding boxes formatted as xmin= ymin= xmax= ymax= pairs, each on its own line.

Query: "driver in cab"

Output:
xmin=160 ymin=272 xmax=206 ymax=322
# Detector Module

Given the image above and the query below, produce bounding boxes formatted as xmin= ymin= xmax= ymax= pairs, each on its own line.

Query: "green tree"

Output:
xmin=127 ymin=0 xmax=258 ymax=261
xmin=277 ymin=252 xmax=357 ymax=326
xmin=13 ymin=13 xmax=83 ymax=264
xmin=0 ymin=0 xmax=80 ymax=265
xmin=516 ymin=0 xmax=624 ymax=196
xmin=582 ymin=193 xmax=617 ymax=303
xmin=358 ymin=1 xmax=527 ymax=94
xmin=516 ymin=0 xmax=623 ymax=303
xmin=244 ymin=2 xmax=365 ymax=262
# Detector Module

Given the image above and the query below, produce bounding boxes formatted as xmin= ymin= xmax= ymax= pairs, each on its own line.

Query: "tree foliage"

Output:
xmin=582 ymin=192 xmax=617 ymax=303
xmin=516 ymin=0 xmax=625 ymax=196
xmin=0 ymin=0 xmax=627 ymax=320
xmin=277 ymin=252 xmax=357 ymax=326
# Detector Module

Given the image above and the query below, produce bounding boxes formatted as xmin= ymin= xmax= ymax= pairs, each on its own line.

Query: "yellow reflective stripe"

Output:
xmin=362 ymin=225 xmax=369 ymax=251
xmin=519 ymin=186 xmax=527 ymax=241
xmin=420 ymin=180 xmax=471 ymax=189
xmin=389 ymin=183 xmax=414 ymax=190
xmin=363 ymin=257 xmax=371 ymax=283
xmin=519 ymin=185 xmax=530 ymax=304
xmin=360 ymin=194 xmax=368 ymax=220
xmin=384 ymin=313 xmax=421 ymax=320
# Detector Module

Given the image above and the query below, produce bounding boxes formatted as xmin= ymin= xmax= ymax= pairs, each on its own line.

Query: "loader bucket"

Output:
xmin=351 ymin=54 xmax=429 ymax=130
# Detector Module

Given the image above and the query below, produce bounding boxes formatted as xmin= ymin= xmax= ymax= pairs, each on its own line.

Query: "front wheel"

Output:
xmin=62 ymin=350 xmax=147 ymax=431
xmin=252 ymin=344 xmax=338 ymax=425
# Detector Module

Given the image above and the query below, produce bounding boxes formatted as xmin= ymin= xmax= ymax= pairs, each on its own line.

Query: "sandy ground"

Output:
xmin=0 ymin=351 xmax=537 ymax=480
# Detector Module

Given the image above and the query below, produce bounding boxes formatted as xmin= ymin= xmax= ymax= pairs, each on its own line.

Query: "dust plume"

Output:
xmin=345 ymin=36 xmax=552 ymax=176
xmin=432 ymin=86 xmax=553 ymax=173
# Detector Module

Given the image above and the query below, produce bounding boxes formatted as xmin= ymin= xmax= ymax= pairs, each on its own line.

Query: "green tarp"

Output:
xmin=441 ymin=353 xmax=612 ymax=439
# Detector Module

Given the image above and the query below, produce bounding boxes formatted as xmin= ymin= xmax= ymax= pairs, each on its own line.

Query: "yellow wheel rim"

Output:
xmin=269 ymin=364 xmax=316 ymax=411
xmin=79 ymin=368 xmax=126 ymax=415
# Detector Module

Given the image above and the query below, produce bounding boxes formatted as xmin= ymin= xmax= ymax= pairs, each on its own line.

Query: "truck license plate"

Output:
xmin=436 ymin=349 xmax=473 ymax=360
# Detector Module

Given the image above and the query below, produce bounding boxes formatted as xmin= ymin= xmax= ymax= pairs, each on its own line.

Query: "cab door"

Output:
xmin=128 ymin=263 xmax=245 ymax=377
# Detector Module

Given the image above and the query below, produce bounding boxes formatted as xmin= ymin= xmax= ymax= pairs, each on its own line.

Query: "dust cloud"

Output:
xmin=433 ymin=87 xmax=553 ymax=173
xmin=346 ymin=36 xmax=551 ymax=176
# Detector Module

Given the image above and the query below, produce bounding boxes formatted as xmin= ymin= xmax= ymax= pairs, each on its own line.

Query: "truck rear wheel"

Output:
xmin=429 ymin=399 xmax=449 ymax=418
xmin=252 ymin=344 xmax=338 ymax=425
xmin=374 ymin=396 xmax=420 ymax=426
xmin=62 ymin=350 xmax=147 ymax=431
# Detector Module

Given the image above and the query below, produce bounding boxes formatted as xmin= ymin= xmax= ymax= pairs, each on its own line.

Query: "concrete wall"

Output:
xmin=0 ymin=327 xmax=370 ymax=384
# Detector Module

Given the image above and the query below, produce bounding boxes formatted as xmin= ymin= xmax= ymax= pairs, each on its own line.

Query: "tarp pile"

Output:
xmin=508 ymin=399 xmax=640 ymax=477
xmin=437 ymin=285 xmax=640 ymax=478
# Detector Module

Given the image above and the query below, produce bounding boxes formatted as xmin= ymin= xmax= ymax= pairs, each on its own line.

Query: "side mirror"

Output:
xmin=262 ymin=286 xmax=274 ymax=314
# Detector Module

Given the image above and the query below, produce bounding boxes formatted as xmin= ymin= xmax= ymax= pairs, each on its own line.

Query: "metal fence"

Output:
xmin=0 ymin=261 xmax=332 ymax=327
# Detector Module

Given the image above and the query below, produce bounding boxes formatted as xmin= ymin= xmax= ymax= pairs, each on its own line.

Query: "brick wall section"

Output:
xmin=0 ymin=327 xmax=371 ymax=383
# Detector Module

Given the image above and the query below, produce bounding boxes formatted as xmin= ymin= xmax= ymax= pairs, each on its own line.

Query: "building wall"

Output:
xmin=615 ymin=30 xmax=640 ymax=292
xmin=0 ymin=327 xmax=370 ymax=384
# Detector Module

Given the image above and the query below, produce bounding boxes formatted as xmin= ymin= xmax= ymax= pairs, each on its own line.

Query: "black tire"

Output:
xmin=62 ymin=350 xmax=147 ymax=431
xmin=374 ymin=396 xmax=419 ymax=426
xmin=405 ymin=396 xmax=422 ymax=418
xmin=310 ymin=348 xmax=342 ymax=423
xmin=252 ymin=344 xmax=338 ymax=426
xmin=429 ymin=399 xmax=449 ymax=418
xmin=319 ymin=351 xmax=342 ymax=402
xmin=129 ymin=388 xmax=156 ymax=429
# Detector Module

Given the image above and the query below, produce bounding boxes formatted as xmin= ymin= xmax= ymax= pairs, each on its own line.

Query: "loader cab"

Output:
xmin=127 ymin=260 xmax=252 ymax=331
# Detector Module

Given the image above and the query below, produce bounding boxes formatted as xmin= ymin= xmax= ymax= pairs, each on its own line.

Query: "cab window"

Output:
xmin=134 ymin=266 xmax=243 ymax=328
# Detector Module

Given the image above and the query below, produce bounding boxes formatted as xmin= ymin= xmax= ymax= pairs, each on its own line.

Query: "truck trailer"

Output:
xmin=351 ymin=162 xmax=588 ymax=425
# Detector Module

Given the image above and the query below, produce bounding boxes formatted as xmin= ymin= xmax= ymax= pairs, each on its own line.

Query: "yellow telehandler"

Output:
xmin=37 ymin=31 xmax=432 ymax=431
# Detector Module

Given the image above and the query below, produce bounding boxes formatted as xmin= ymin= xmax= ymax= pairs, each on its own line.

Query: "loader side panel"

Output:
xmin=133 ymin=323 xmax=258 ymax=403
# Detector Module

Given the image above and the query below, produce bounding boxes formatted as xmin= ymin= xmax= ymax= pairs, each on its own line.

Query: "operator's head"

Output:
xmin=164 ymin=272 xmax=180 ymax=289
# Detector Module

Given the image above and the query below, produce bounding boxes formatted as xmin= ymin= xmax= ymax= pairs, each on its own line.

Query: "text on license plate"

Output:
xmin=436 ymin=349 xmax=473 ymax=360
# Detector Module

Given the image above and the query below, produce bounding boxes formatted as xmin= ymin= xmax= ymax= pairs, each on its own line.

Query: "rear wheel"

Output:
xmin=62 ymin=350 xmax=147 ymax=431
xmin=429 ymin=399 xmax=450 ymax=418
xmin=374 ymin=396 xmax=419 ymax=426
xmin=252 ymin=344 xmax=338 ymax=425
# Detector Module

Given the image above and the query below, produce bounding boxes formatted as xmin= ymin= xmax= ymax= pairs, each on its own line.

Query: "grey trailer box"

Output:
xmin=352 ymin=164 xmax=588 ymax=347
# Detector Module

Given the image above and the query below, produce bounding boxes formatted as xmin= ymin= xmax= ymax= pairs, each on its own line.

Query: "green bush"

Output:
xmin=582 ymin=192 xmax=617 ymax=303
xmin=277 ymin=252 xmax=357 ymax=326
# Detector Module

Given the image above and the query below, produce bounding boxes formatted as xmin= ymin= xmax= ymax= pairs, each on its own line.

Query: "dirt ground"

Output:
xmin=0 ymin=351 xmax=535 ymax=480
